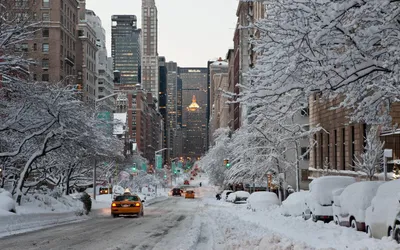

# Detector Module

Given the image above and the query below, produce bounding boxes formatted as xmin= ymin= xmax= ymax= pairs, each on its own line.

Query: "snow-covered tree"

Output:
xmin=354 ymin=126 xmax=384 ymax=180
xmin=242 ymin=0 xmax=400 ymax=126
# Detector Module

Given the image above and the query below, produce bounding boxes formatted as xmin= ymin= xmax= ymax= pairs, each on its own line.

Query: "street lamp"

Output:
xmin=92 ymin=93 xmax=119 ymax=200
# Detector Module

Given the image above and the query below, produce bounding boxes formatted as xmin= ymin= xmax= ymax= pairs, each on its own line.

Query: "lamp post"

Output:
xmin=154 ymin=148 xmax=171 ymax=195
xmin=92 ymin=93 xmax=118 ymax=200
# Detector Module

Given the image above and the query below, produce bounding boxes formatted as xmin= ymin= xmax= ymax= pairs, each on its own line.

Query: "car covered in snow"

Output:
xmin=333 ymin=181 xmax=384 ymax=231
xmin=392 ymin=194 xmax=400 ymax=244
xmin=226 ymin=191 xmax=250 ymax=204
xmin=365 ymin=179 xmax=400 ymax=240
xmin=281 ymin=191 xmax=309 ymax=217
xmin=247 ymin=191 xmax=280 ymax=212
xmin=221 ymin=190 xmax=233 ymax=201
xmin=111 ymin=192 xmax=145 ymax=218
xmin=303 ymin=176 xmax=356 ymax=222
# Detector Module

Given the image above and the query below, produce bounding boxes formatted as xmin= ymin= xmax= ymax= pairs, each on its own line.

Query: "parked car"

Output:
xmin=303 ymin=176 xmax=356 ymax=222
xmin=333 ymin=181 xmax=384 ymax=231
xmin=247 ymin=191 xmax=280 ymax=212
xmin=281 ymin=191 xmax=309 ymax=217
xmin=221 ymin=190 xmax=233 ymax=201
xmin=392 ymin=193 xmax=400 ymax=243
xmin=365 ymin=179 xmax=400 ymax=239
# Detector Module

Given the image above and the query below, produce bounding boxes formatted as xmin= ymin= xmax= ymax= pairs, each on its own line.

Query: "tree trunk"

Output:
xmin=65 ymin=166 xmax=74 ymax=195
xmin=16 ymin=132 xmax=60 ymax=205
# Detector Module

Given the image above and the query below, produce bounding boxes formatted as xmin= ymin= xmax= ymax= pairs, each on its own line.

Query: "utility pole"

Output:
xmin=93 ymin=158 xmax=97 ymax=200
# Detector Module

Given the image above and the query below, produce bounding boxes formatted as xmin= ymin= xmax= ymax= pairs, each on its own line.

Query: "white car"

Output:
xmin=247 ymin=191 xmax=280 ymax=212
xmin=221 ymin=190 xmax=233 ymax=201
xmin=281 ymin=191 xmax=309 ymax=217
xmin=365 ymin=179 xmax=400 ymax=239
xmin=303 ymin=176 xmax=356 ymax=222
xmin=333 ymin=181 xmax=383 ymax=232
xmin=227 ymin=191 xmax=250 ymax=203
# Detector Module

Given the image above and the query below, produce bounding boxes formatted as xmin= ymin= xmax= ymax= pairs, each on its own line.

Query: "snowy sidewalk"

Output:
xmin=204 ymin=198 xmax=400 ymax=250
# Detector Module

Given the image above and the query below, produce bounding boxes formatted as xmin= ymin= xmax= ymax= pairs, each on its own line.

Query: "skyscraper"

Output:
xmin=166 ymin=61 xmax=178 ymax=158
xmin=111 ymin=15 xmax=141 ymax=86
xmin=178 ymin=68 xmax=208 ymax=157
xmin=141 ymin=0 xmax=159 ymax=103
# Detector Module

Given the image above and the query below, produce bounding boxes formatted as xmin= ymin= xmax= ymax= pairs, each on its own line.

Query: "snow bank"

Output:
xmin=281 ymin=191 xmax=309 ymax=217
xmin=256 ymin=234 xmax=313 ymax=250
xmin=0 ymin=189 xmax=16 ymax=215
xmin=17 ymin=193 xmax=84 ymax=215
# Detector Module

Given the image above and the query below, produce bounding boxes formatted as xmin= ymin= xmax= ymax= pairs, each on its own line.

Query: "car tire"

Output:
xmin=394 ymin=224 xmax=400 ymax=243
xmin=112 ymin=214 xmax=118 ymax=218
xmin=351 ymin=219 xmax=358 ymax=231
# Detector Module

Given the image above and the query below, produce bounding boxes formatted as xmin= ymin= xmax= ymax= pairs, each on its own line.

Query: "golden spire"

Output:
xmin=187 ymin=95 xmax=200 ymax=111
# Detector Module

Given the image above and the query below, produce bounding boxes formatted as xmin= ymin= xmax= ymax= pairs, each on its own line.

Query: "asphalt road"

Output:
xmin=0 ymin=197 xmax=200 ymax=250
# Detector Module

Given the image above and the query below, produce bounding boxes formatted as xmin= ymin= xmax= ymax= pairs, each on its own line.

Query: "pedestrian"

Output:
xmin=199 ymin=182 xmax=202 ymax=187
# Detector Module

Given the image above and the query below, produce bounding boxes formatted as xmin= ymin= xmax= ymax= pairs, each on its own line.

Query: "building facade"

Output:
xmin=141 ymin=0 xmax=159 ymax=102
xmin=158 ymin=56 xmax=168 ymax=162
xmin=76 ymin=1 xmax=97 ymax=106
xmin=111 ymin=15 xmax=141 ymax=86
xmin=165 ymin=61 xmax=178 ymax=159
xmin=86 ymin=9 xmax=114 ymax=112
xmin=178 ymin=67 xmax=208 ymax=157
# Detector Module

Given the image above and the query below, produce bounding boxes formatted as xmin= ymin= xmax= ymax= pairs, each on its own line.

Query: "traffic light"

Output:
xmin=132 ymin=163 xmax=137 ymax=172
xmin=224 ymin=159 xmax=230 ymax=168
xmin=76 ymin=83 xmax=82 ymax=91
xmin=164 ymin=174 xmax=167 ymax=179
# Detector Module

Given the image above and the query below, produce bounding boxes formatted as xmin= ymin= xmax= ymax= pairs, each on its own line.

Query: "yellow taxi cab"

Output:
xmin=111 ymin=192 xmax=144 ymax=218
xmin=185 ymin=190 xmax=195 ymax=199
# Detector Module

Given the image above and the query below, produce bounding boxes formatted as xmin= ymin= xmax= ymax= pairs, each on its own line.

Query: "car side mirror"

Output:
xmin=142 ymin=200 xmax=145 ymax=203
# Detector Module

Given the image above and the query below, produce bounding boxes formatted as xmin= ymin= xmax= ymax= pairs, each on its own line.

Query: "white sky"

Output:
xmin=85 ymin=0 xmax=240 ymax=67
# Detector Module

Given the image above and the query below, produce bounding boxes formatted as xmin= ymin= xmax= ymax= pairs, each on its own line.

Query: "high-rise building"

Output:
xmin=111 ymin=15 xmax=141 ymax=86
xmin=16 ymin=0 xmax=79 ymax=85
xmin=76 ymin=1 xmax=97 ymax=106
xmin=141 ymin=0 xmax=159 ymax=102
xmin=158 ymin=56 xmax=168 ymax=161
xmin=178 ymin=68 xmax=208 ymax=157
xmin=165 ymin=61 xmax=178 ymax=158
xmin=86 ymin=9 xmax=115 ymax=112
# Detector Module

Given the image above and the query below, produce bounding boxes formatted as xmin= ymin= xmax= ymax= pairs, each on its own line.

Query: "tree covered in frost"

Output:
xmin=354 ymin=126 xmax=384 ymax=180
xmin=0 ymin=4 xmax=124 ymax=203
xmin=242 ymin=0 xmax=400 ymax=125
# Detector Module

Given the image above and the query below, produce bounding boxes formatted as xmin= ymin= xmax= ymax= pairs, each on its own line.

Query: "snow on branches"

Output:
xmin=242 ymin=0 xmax=400 ymax=125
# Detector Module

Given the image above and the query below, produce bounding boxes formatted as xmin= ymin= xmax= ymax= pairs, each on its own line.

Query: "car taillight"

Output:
xmin=112 ymin=203 xmax=117 ymax=207
xmin=135 ymin=203 xmax=140 ymax=207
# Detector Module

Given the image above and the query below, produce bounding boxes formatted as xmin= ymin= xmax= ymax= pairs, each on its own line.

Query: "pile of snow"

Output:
xmin=256 ymin=234 xmax=313 ymax=250
xmin=247 ymin=191 xmax=280 ymax=211
xmin=281 ymin=191 xmax=309 ymax=217
xmin=0 ymin=189 xmax=16 ymax=216
xmin=17 ymin=191 xmax=84 ymax=215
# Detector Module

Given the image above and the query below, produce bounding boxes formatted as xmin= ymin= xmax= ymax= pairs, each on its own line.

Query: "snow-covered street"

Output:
xmin=1 ymin=181 xmax=399 ymax=250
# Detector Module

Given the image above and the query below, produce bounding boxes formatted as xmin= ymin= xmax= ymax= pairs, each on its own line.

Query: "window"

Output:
xmin=42 ymin=28 xmax=49 ymax=37
xmin=21 ymin=43 xmax=28 ymax=52
xmin=42 ymin=0 xmax=49 ymax=8
xmin=42 ymin=74 xmax=49 ymax=81
xmin=42 ymin=12 xmax=50 ymax=21
xmin=301 ymin=147 xmax=310 ymax=160
xmin=33 ymin=43 xmax=37 ymax=51
xmin=342 ymin=128 xmax=346 ymax=170
xmin=334 ymin=129 xmax=337 ymax=169
xmin=33 ymin=74 xmax=37 ymax=81
xmin=301 ymin=169 xmax=309 ymax=182
xmin=42 ymin=43 xmax=49 ymax=52
xmin=42 ymin=59 xmax=49 ymax=68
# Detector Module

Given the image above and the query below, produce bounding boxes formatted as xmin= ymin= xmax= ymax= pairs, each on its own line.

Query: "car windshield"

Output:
xmin=115 ymin=195 xmax=138 ymax=201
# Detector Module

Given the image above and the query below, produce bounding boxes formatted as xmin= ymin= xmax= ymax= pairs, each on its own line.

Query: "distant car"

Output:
xmin=111 ymin=193 xmax=144 ymax=218
xmin=172 ymin=188 xmax=182 ymax=196
xmin=190 ymin=177 xmax=194 ymax=180
xmin=247 ymin=192 xmax=280 ymax=211
xmin=184 ymin=180 xmax=190 ymax=185
xmin=185 ymin=190 xmax=195 ymax=199
xmin=99 ymin=187 xmax=111 ymax=195
xmin=281 ymin=191 xmax=309 ymax=217
xmin=221 ymin=190 xmax=233 ymax=201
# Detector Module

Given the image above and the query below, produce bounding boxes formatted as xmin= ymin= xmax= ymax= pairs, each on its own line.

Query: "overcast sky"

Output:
xmin=85 ymin=0 xmax=239 ymax=67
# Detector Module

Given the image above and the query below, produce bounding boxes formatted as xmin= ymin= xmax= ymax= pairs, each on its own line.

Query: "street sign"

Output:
xmin=142 ymin=163 xmax=147 ymax=171
xmin=156 ymin=155 xmax=162 ymax=169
